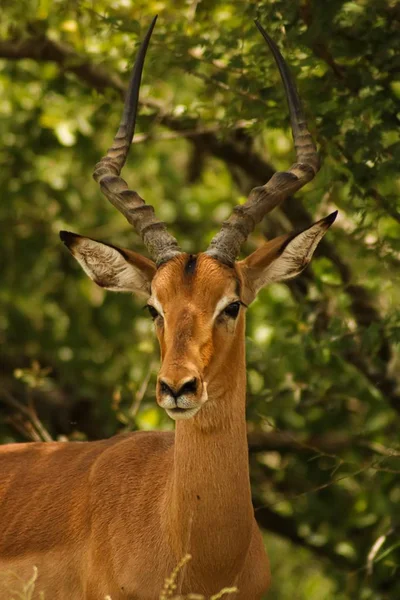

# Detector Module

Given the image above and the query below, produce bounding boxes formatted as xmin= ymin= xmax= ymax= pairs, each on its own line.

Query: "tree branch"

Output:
xmin=0 ymin=389 xmax=53 ymax=442
xmin=0 ymin=36 xmax=126 ymax=96
xmin=248 ymin=431 xmax=400 ymax=458
xmin=299 ymin=1 xmax=400 ymax=225
xmin=253 ymin=499 xmax=355 ymax=571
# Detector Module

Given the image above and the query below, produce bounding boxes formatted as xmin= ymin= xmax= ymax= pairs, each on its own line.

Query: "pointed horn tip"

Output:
xmin=254 ymin=19 xmax=270 ymax=38
xmin=322 ymin=210 xmax=338 ymax=227
xmin=148 ymin=15 xmax=158 ymax=29
xmin=59 ymin=230 xmax=80 ymax=249
xmin=147 ymin=15 xmax=158 ymax=34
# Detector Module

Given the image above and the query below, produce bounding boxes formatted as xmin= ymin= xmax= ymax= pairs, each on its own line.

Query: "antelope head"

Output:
xmin=60 ymin=17 xmax=336 ymax=421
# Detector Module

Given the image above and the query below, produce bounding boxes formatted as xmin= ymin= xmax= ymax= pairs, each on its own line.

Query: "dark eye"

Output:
xmin=223 ymin=301 xmax=241 ymax=319
xmin=146 ymin=305 xmax=160 ymax=320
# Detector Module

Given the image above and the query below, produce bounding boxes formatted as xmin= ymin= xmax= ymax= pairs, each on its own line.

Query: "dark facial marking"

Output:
xmin=185 ymin=254 xmax=197 ymax=276
xmin=234 ymin=278 xmax=241 ymax=299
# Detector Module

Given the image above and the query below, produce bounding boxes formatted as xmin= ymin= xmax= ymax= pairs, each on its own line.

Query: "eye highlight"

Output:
xmin=223 ymin=301 xmax=241 ymax=319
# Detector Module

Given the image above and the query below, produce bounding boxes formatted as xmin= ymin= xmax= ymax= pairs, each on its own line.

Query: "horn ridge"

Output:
xmin=93 ymin=15 xmax=181 ymax=266
xmin=206 ymin=21 xmax=320 ymax=266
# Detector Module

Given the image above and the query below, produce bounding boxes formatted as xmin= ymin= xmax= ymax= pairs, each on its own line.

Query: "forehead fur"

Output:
xmin=152 ymin=253 xmax=241 ymax=305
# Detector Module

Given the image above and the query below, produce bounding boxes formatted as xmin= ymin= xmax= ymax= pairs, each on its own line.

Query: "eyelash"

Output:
xmin=222 ymin=301 xmax=241 ymax=319
xmin=145 ymin=305 xmax=160 ymax=320
xmin=145 ymin=301 xmax=246 ymax=321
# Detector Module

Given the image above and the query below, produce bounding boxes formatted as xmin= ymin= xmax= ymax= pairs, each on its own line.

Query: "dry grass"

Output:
xmin=1 ymin=559 xmax=239 ymax=600
xmin=159 ymin=554 xmax=238 ymax=599
xmin=1 ymin=566 xmax=44 ymax=600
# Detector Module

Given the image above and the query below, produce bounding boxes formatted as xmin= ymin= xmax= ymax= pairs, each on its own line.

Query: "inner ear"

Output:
xmin=60 ymin=231 xmax=156 ymax=298
xmin=237 ymin=212 xmax=337 ymax=304
xmin=237 ymin=234 xmax=291 ymax=305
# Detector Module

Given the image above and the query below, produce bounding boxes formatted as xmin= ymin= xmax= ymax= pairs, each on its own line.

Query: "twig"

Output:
xmin=187 ymin=70 xmax=264 ymax=104
xmin=132 ymin=120 xmax=252 ymax=144
xmin=366 ymin=529 xmax=393 ymax=576
xmin=129 ymin=362 xmax=156 ymax=418
xmin=248 ymin=429 xmax=400 ymax=458
xmin=0 ymin=390 xmax=53 ymax=442
xmin=5 ymin=415 xmax=41 ymax=442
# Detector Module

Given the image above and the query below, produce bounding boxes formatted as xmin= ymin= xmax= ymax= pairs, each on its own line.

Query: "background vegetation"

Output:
xmin=1 ymin=0 xmax=399 ymax=598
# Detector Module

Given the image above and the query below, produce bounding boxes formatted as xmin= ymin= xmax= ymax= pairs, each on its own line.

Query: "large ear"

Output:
xmin=237 ymin=212 xmax=337 ymax=304
xmin=60 ymin=231 xmax=156 ymax=298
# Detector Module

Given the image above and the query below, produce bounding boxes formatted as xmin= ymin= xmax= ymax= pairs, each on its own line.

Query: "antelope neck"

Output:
xmin=164 ymin=318 xmax=253 ymax=586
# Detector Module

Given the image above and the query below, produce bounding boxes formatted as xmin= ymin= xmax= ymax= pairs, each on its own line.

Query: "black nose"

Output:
xmin=159 ymin=378 xmax=198 ymax=399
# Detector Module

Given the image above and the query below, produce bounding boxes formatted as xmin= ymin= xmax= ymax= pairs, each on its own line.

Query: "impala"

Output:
xmin=0 ymin=16 xmax=336 ymax=600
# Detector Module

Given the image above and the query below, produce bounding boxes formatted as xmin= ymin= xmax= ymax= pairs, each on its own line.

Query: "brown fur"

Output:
xmin=5 ymin=16 xmax=336 ymax=593
xmin=1 ymin=218 xmax=333 ymax=597
xmin=0 ymin=254 xmax=270 ymax=600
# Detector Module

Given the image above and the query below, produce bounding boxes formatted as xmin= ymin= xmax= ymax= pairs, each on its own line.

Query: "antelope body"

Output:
xmin=0 ymin=17 xmax=336 ymax=600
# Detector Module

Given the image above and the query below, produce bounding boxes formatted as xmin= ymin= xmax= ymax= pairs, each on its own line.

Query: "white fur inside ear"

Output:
xmin=254 ymin=221 xmax=328 ymax=289
xmin=71 ymin=238 xmax=151 ymax=297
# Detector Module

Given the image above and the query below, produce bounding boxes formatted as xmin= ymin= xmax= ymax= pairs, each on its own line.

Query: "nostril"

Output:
xmin=160 ymin=380 xmax=176 ymax=398
xmin=159 ymin=377 xmax=198 ymax=399
xmin=178 ymin=378 xmax=197 ymax=396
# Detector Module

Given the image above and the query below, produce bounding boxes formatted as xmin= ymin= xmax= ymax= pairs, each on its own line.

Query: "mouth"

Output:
xmin=165 ymin=406 xmax=201 ymax=421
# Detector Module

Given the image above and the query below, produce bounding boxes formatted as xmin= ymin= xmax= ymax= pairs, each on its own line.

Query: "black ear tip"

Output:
xmin=59 ymin=230 xmax=79 ymax=248
xmin=324 ymin=210 xmax=338 ymax=226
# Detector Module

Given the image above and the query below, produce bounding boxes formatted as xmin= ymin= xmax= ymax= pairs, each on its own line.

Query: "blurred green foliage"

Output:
xmin=1 ymin=0 xmax=400 ymax=598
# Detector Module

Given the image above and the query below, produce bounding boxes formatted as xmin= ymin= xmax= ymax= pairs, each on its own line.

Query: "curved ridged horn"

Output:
xmin=206 ymin=20 xmax=320 ymax=266
xmin=93 ymin=15 xmax=181 ymax=266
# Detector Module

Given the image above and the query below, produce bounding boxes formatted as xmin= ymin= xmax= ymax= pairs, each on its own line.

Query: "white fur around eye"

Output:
xmin=212 ymin=297 xmax=238 ymax=321
xmin=148 ymin=295 xmax=165 ymax=318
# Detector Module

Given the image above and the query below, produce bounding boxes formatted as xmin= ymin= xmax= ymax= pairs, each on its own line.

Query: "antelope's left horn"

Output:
xmin=93 ymin=15 xmax=181 ymax=266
